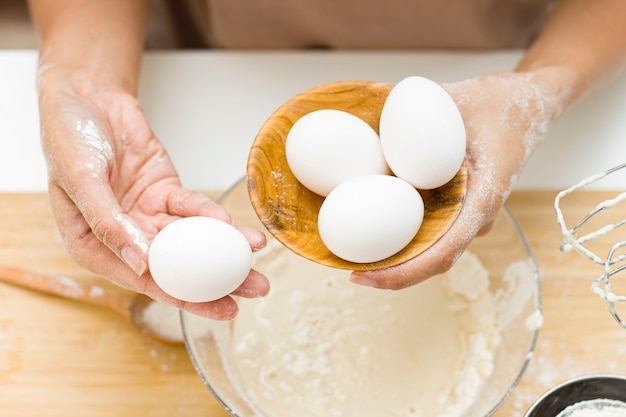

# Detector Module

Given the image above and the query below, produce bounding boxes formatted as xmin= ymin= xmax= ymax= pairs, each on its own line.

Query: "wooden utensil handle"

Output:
xmin=0 ymin=265 xmax=137 ymax=318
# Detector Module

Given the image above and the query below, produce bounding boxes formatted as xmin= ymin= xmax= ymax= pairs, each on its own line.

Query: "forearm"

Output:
xmin=28 ymin=0 xmax=150 ymax=95
xmin=516 ymin=0 xmax=626 ymax=108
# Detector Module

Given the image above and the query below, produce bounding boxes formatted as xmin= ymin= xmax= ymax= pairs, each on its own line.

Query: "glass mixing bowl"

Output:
xmin=181 ymin=178 xmax=542 ymax=417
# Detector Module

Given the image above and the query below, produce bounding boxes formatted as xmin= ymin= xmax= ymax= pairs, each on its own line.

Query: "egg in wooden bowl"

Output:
xmin=246 ymin=79 xmax=467 ymax=271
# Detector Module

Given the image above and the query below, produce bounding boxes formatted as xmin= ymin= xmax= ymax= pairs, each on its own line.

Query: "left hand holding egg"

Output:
xmin=146 ymin=214 xmax=270 ymax=320
xmin=351 ymin=69 xmax=567 ymax=289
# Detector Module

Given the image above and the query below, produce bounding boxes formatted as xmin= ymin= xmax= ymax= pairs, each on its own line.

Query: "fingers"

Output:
xmin=477 ymin=219 xmax=495 ymax=236
xmin=138 ymin=268 xmax=270 ymax=321
xmin=48 ymin=133 xmax=151 ymax=275
xmin=231 ymin=269 xmax=271 ymax=298
xmin=184 ymin=297 xmax=240 ymax=321
xmin=140 ymin=277 xmax=241 ymax=321
xmin=349 ymin=189 xmax=491 ymax=290
xmin=189 ymin=270 xmax=270 ymax=320
xmin=40 ymin=94 xmax=267 ymax=322
xmin=161 ymin=188 xmax=267 ymax=251
xmin=51 ymin=175 xmax=269 ymax=321
xmin=238 ymin=226 xmax=267 ymax=251
xmin=48 ymin=181 xmax=145 ymax=276
xmin=77 ymin=183 xmax=150 ymax=276
xmin=165 ymin=188 xmax=232 ymax=224
xmin=350 ymin=234 xmax=463 ymax=290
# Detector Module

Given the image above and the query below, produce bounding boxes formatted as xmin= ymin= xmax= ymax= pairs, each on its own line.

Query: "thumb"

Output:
xmin=71 ymin=181 xmax=149 ymax=276
xmin=476 ymin=219 xmax=495 ymax=236
xmin=109 ymin=212 xmax=150 ymax=276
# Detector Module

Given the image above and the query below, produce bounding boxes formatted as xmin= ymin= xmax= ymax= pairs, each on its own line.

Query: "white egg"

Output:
xmin=285 ymin=109 xmax=390 ymax=196
xmin=379 ymin=76 xmax=466 ymax=190
xmin=318 ymin=175 xmax=424 ymax=263
xmin=148 ymin=216 xmax=252 ymax=303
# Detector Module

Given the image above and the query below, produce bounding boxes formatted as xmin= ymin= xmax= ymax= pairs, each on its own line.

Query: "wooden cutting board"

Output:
xmin=1 ymin=191 xmax=626 ymax=417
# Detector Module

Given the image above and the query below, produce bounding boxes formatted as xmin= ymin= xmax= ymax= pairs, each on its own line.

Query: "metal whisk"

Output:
xmin=554 ymin=162 xmax=626 ymax=328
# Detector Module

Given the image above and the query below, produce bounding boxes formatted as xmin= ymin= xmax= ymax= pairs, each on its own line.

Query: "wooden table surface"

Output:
xmin=1 ymin=190 xmax=626 ymax=417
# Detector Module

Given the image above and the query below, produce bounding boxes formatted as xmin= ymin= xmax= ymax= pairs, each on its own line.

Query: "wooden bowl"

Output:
xmin=246 ymin=80 xmax=467 ymax=270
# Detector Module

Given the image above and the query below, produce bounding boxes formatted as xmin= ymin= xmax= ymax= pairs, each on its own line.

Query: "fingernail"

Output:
xmin=350 ymin=274 xmax=378 ymax=288
xmin=122 ymin=246 xmax=147 ymax=276
xmin=248 ymin=231 xmax=266 ymax=248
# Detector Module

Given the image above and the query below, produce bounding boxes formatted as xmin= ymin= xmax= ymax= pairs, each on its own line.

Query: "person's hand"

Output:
xmin=350 ymin=68 xmax=570 ymax=289
xmin=37 ymin=78 xmax=269 ymax=320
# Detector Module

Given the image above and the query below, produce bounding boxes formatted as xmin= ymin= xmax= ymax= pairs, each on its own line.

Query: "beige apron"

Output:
xmin=146 ymin=0 xmax=553 ymax=49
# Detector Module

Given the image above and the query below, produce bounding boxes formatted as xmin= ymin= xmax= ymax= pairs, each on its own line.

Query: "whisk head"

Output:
xmin=554 ymin=162 xmax=626 ymax=328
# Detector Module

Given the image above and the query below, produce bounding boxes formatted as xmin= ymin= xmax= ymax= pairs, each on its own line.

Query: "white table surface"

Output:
xmin=2 ymin=49 xmax=626 ymax=193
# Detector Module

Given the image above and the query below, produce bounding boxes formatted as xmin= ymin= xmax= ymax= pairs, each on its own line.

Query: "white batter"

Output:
xmin=222 ymin=240 xmax=501 ymax=417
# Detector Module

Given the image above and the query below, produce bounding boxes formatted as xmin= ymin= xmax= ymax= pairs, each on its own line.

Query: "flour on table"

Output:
xmin=215 ymin=240 xmax=502 ymax=417
xmin=140 ymin=301 xmax=184 ymax=342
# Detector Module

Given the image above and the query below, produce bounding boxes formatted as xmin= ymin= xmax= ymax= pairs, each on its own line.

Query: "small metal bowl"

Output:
xmin=524 ymin=374 xmax=626 ymax=417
